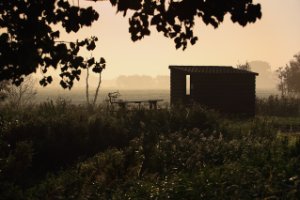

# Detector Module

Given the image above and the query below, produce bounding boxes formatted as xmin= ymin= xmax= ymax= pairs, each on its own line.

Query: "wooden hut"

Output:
xmin=169 ymin=66 xmax=258 ymax=116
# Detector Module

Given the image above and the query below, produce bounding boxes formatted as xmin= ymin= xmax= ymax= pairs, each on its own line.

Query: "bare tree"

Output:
xmin=0 ymin=76 xmax=37 ymax=108
xmin=0 ymin=80 xmax=9 ymax=101
xmin=276 ymin=66 xmax=288 ymax=97
xmin=86 ymin=64 xmax=90 ymax=106
xmin=92 ymin=71 xmax=102 ymax=106
xmin=277 ymin=53 xmax=300 ymax=98
xmin=85 ymin=57 xmax=106 ymax=109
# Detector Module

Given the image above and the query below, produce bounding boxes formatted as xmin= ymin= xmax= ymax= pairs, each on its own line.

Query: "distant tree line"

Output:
xmin=277 ymin=53 xmax=300 ymax=97
xmin=237 ymin=61 xmax=277 ymax=90
xmin=237 ymin=62 xmax=251 ymax=71
xmin=116 ymin=75 xmax=169 ymax=89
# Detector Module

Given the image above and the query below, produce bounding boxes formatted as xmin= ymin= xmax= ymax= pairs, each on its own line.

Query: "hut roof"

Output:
xmin=169 ymin=65 xmax=258 ymax=75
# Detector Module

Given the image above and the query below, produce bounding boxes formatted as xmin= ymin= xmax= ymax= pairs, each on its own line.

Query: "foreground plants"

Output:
xmin=0 ymin=103 xmax=299 ymax=199
xmin=28 ymin=128 xmax=300 ymax=199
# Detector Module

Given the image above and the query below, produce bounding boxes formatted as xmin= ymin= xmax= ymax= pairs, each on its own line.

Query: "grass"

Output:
xmin=0 ymin=97 xmax=300 ymax=199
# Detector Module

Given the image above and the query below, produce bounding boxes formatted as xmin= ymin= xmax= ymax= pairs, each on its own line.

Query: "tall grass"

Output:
xmin=256 ymin=95 xmax=300 ymax=117
xmin=0 ymin=99 xmax=299 ymax=199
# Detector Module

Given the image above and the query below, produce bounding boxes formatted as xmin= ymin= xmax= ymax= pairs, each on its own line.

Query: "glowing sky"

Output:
xmin=59 ymin=0 xmax=300 ymax=80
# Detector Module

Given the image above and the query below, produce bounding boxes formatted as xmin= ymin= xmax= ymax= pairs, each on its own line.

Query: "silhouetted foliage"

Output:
xmin=85 ymin=57 xmax=106 ymax=108
xmin=1 ymin=0 xmax=261 ymax=87
xmin=109 ymin=0 xmax=262 ymax=50
xmin=0 ymin=0 xmax=102 ymax=88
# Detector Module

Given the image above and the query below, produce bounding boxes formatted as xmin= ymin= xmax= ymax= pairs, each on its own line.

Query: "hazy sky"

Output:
xmin=58 ymin=0 xmax=300 ymax=80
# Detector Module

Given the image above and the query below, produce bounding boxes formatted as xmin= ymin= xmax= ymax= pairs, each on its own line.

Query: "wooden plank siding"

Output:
xmin=170 ymin=66 xmax=258 ymax=116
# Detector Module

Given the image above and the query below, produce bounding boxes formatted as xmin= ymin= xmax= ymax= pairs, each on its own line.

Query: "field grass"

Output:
xmin=0 ymin=98 xmax=299 ymax=199
xmin=34 ymin=88 xmax=278 ymax=105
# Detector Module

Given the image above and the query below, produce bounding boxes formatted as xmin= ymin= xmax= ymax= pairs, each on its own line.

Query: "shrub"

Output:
xmin=27 ymin=128 xmax=300 ymax=199
xmin=256 ymin=95 xmax=300 ymax=117
xmin=1 ymin=100 xmax=300 ymax=199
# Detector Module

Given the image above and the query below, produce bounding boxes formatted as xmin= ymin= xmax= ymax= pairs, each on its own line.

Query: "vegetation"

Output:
xmin=0 ymin=76 xmax=37 ymax=109
xmin=0 ymin=0 xmax=103 ymax=88
xmin=111 ymin=0 xmax=262 ymax=50
xmin=1 ymin=0 xmax=261 ymax=88
xmin=256 ymin=95 xmax=300 ymax=117
xmin=0 ymin=99 xmax=299 ymax=199
xmin=277 ymin=53 xmax=300 ymax=97
xmin=237 ymin=62 xmax=251 ymax=71
xmin=1 ymin=1 xmax=299 ymax=199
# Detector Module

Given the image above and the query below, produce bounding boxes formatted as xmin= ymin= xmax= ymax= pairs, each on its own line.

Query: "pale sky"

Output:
xmin=57 ymin=0 xmax=300 ymax=81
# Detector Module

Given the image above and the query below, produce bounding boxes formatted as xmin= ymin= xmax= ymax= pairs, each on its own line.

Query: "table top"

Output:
xmin=113 ymin=99 xmax=163 ymax=104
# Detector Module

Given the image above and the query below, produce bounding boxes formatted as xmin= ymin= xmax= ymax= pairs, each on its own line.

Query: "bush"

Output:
xmin=1 ymin=100 xmax=300 ymax=199
xmin=256 ymin=95 xmax=300 ymax=117
xmin=28 ymin=128 xmax=300 ymax=199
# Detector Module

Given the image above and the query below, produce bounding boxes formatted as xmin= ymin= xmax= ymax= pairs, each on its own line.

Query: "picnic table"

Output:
xmin=114 ymin=99 xmax=163 ymax=110
xmin=108 ymin=92 xmax=163 ymax=110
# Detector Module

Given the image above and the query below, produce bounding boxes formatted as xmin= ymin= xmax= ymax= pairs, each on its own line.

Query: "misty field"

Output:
xmin=35 ymin=89 xmax=279 ymax=105
xmin=1 ymin=97 xmax=300 ymax=199
xmin=35 ymin=89 xmax=171 ymax=105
